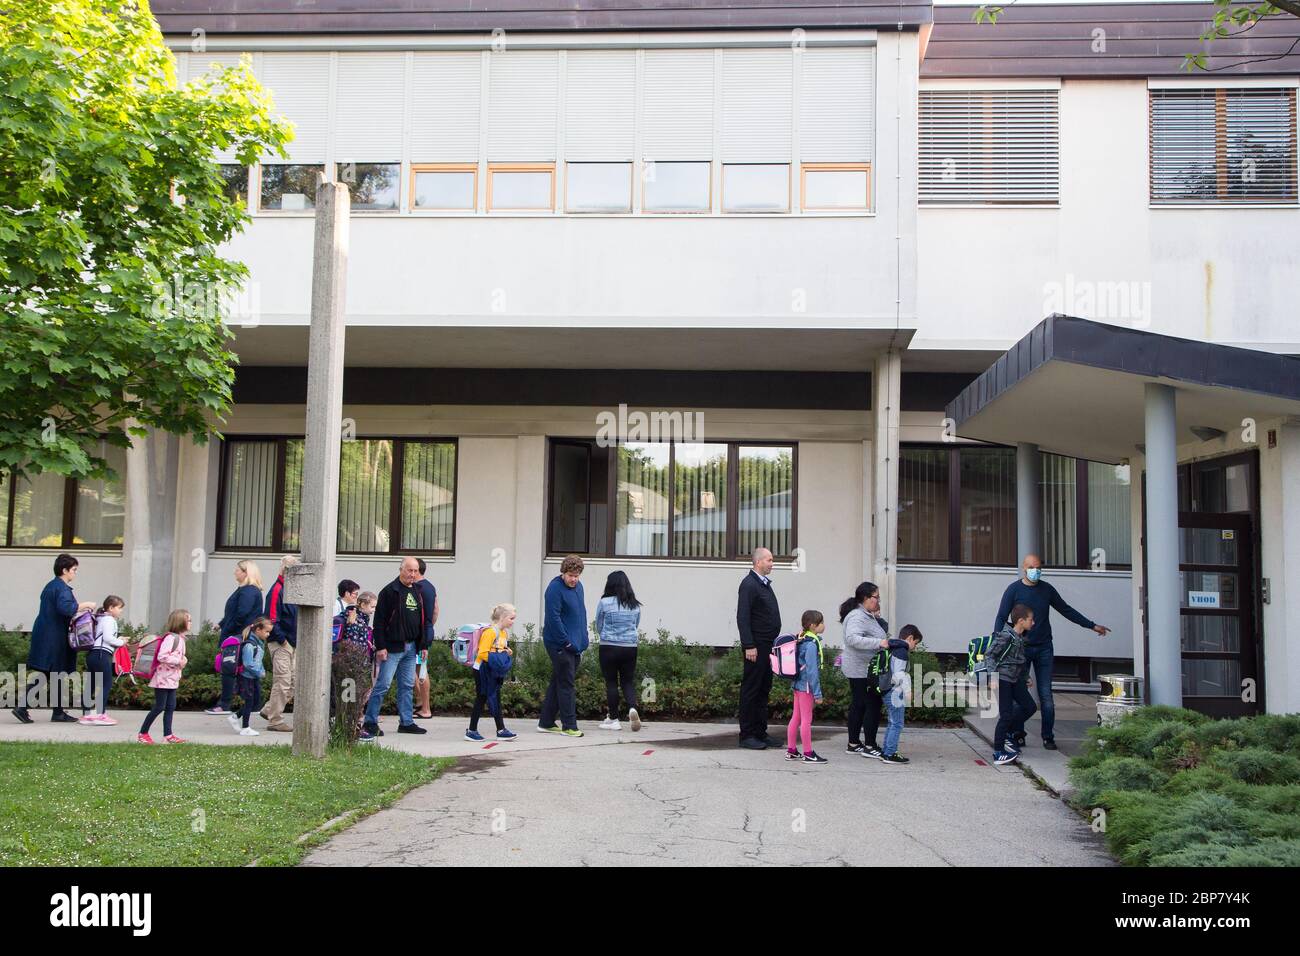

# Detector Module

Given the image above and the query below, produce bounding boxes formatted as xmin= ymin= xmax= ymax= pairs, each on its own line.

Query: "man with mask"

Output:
xmin=991 ymin=554 xmax=1109 ymax=751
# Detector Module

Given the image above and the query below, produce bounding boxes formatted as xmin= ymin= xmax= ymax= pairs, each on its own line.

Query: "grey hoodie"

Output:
xmin=986 ymin=624 xmax=1028 ymax=683
xmin=840 ymin=607 xmax=890 ymax=679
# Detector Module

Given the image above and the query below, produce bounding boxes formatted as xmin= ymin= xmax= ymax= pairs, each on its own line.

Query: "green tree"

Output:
xmin=0 ymin=0 xmax=290 ymax=482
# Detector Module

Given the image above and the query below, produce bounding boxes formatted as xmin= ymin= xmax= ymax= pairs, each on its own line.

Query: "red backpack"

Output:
xmin=131 ymin=634 xmax=178 ymax=681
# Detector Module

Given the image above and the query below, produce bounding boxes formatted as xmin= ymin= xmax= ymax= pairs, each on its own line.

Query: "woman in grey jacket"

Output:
xmin=839 ymin=581 xmax=892 ymax=759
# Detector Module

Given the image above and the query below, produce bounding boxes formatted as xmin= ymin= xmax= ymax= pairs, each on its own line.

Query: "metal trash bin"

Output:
xmin=1097 ymin=674 xmax=1144 ymax=726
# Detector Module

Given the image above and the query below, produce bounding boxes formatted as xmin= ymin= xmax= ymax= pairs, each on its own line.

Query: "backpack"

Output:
xmin=216 ymin=636 xmax=241 ymax=676
xmin=67 ymin=609 xmax=99 ymax=652
xmin=452 ymin=624 xmax=490 ymax=667
xmin=870 ymin=648 xmax=895 ymax=693
xmin=968 ymin=634 xmax=1015 ymax=677
xmin=769 ymin=633 xmax=800 ymax=680
xmin=331 ymin=612 xmax=345 ymax=646
xmin=131 ymin=634 xmax=177 ymax=681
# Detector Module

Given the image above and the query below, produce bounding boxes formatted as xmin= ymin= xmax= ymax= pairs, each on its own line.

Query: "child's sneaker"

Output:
xmin=496 ymin=728 xmax=517 ymax=739
xmin=464 ymin=729 xmax=484 ymax=741
xmin=628 ymin=707 xmax=641 ymax=731
xmin=599 ymin=716 xmax=620 ymax=730
xmin=96 ymin=715 xmax=118 ymax=726
xmin=137 ymin=733 xmax=155 ymax=745
xmin=1012 ymin=733 xmax=1027 ymax=750
xmin=802 ymin=751 xmax=828 ymax=764
xmin=846 ymin=742 xmax=866 ymax=755
xmin=358 ymin=728 xmax=378 ymax=742
xmin=227 ymin=713 xmax=242 ymax=733
xmin=78 ymin=714 xmax=101 ymax=725
xmin=164 ymin=734 xmax=186 ymax=744
xmin=536 ymin=723 xmax=562 ymax=734
xmin=993 ymin=750 xmax=1019 ymax=765
xmin=880 ymin=753 xmax=909 ymax=765
xmin=203 ymin=706 xmax=229 ymax=715
xmin=785 ymin=748 xmax=801 ymax=760
xmin=239 ymin=727 xmax=260 ymax=737
xmin=560 ymin=728 xmax=584 ymax=738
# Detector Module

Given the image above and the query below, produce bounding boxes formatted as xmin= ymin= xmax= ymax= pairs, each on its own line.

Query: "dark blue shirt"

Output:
xmin=415 ymin=578 xmax=438 ymax=644
xmin=219 ymin=584 xmax=263 ymax=638
xmin=543 ymin=576 xmax=588 ymax=653
xmin=992 ymin=578 xmax=1095 ymax=648
xmin=29 ymin=577 xmax=79 ymax=671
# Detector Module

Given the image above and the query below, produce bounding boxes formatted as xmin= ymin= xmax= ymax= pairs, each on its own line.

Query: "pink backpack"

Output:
xmin=131 ymin=634 xmax=177 ymax=681
xmin=769 ymin=633 xmax=800 ymax=680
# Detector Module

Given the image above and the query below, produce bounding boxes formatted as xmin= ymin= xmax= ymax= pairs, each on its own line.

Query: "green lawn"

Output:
xmin=0 ymin=742 xmax=452 ymax=866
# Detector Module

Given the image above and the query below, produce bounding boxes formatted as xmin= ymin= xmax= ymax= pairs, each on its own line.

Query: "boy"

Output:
xmin=990 ymin=604 xmax=1037 ymax=765
xmin=879 ymin=624 xmax=923 ymax=765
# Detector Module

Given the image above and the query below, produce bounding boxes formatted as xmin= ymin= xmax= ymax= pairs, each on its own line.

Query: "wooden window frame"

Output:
xmin=799 ymin=162 xmax=873 ymax=211
xmin=486 ymin=162 xmax=556 ymax=212
xmin=720 ymin=163 xmax=792 ymax=214
xmin=0 ymin=467 xmax=124 ymax=551
xmin=409 ymin=162 xmax=479 ymax=211
xmin=639 ymin=160 xmax=713 ymax=214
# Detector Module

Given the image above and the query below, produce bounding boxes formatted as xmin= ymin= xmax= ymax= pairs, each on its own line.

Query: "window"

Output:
xmin=918 ymin=89 xmax=1060 ymax=204
xmin=801 ymin=163 xmax=872 ymax=211
xmin=1149 ymin=87 xmax=1297 ymax=204
xmin=1040 ymin=454 xmax=1132 ymax=568
xmin=259 ymin=164 xmax=323 ymax=211
xmin=565 ymin=163 xmax=632 ymax=213
xmin=959 ymin=447 xmax=1017 ymax=565
xmin=488 ymin=163 xmax=555 ymax=211
xmin=0 ymin=441 xmax=126 ymax=548
xmin=548 ymin=440 xmax=796 ymax=559
xmin=336 ymin=162 xmax=399 ymax=211
xmin=722 ymin=164 xmax=790 ymax=212
xmin=411 ymin=164 xmax=477 ymax=210
xmin=898 ymin=447 xmax=950 ymax=562
xmin=217 ymin=437 xmax=457 ymax=554
xmin=642 ymin=161 xmax=711 ymax=212
xmin=219 ymin=165 xmax=250 ymax=206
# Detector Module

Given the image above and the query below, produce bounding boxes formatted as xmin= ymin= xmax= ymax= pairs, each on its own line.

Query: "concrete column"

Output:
xmin=872 ymin=350 xmax=901 ymax=627
xmin=170 ymin=437 xmax=214 ymax=625
xmin=125 ymin=428 xmax=179 ymax=629
xmin=1263 ymin=420 xmax=1300 ymax=713
xmin=1144 ymin=383 xmax=1182 ymax=708
xmin=288 ymin=181 xmax=349 ymax=758
xmin=1016 ymin=442 xmax=1042 ymax=560
xmin=513 ymin=435 xmax=547 ymax=630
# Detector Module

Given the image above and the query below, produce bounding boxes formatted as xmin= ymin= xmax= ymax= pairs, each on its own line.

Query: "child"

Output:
xmin=228 ymin=617 xmax=271 ymax=737
xmin=81 ymin=596 xmax=125 ymax=726
xmin=138 ymin=610 xmax=190 ymax=744
xmin=339 ymin=590 xmax=376 ymax=655
xmin=785 ymin=610 xmax=826 ymax=764
xmin=990 ymin=604 xmax=1036 ymax=765
xmin=879 ymin=624 xmax=923 ymax=765
xmin=465 ymin=603 xmax=517 ymax=742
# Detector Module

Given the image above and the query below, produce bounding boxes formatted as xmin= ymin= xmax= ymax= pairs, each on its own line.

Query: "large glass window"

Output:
xmin=258 ymin=164 xmax=324 ymax=211
xmin=616 ymin=443 xmax=671 ymax=557
xmin=73 ymin=442 xmax=127 ymax=545
xmin=898 ymin=447 xmax=950 ymax=562
xmin=217 ymin=437 xmax=457 ymax=554
xmin=642 ymin=161 xmax=711 ymax=212
xmin=566 ymin=163 xmax=632 ymax=213
xmin=1088 ymin=461 xmax=1131 ymax=566
xmin=738 ymin=445 xmax=794 ymax=558
xmin=959 ymin=447 xmax=1017 ymax=566
xmin=722 ymin=164 xmax=790 ymax=212
xmin=0 ymin=443 xmax=127 ymax=549
xmin=673 ymin=443 xmax=728 ymax=558
xmin=219 ymin=164 xmax=250 ymax=206
xmin=1040 ymin=452 xmax=1077 ymax=568
xmin=488 ymin=164 xmax=555 ymax=210
xmin=801 ymin=163 xmax=871 ymax=210
xmin=11 ymin=471 xmax=67 ymax=548
xmin=412 ymin=164 xmax=477 ymax=210
xmin=337 ymin=162 xmax=400 ymax=211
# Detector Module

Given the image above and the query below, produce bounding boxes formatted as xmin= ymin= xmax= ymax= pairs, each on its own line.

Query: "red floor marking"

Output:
xmin=483 ymin=742 xmax=499 ymax=750
xmin=974 ymin=758 xmax=988 ymax=766
xmin=642 ymin=749 xmax=655 ymax=756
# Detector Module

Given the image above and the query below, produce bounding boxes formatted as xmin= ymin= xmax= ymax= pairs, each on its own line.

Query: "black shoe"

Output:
xmin=362 ymin=723 xmax=383 ymax=738
xmin=1043 ymin=738 xmax=1058 ymax=751
xmin=880 ymin=753 xmax=909 ymax=765
xmin=846 ymin=742 xmax=866 ymax=755
xmin=397 ymin=723 xmax=427 ymax=735
xmin=861 ymin=744 xmax=884 ymax=760
xmin=11 ymin=708 xmax=32 ymax=725
xmin=1012 ymin=734 xmax=1027 ymax=749
xmin=739 ymin=737 xmax=768 ymax=751
xmin=51 ymin=711 xmax=77 ymax=723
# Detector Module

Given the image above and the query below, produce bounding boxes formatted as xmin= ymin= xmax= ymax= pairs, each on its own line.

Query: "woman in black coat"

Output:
xmin=205 ymin=560 xmax=265 ymax=715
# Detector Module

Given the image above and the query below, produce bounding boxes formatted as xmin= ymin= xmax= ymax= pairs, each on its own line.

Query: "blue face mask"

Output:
xmin=1026 ymin=567 xmax=1042 ymax=583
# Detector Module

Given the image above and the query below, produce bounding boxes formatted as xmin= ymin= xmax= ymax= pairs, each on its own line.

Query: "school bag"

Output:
xmin=870 ymin=648 xmax=894 ymax=694
xmin=67 ymin=609 xmax=99 ymax=652
xmin=131 ymin=634 xmax=178 ymax=681
xmin=769 ymin=633 xmax=800 ymax=680
xmin=968 ymin=634 xmax=1016 ymax=677
xmin=452 ymin=623 xmax=491 ymax=667
xmin=216 ymin=636 xmax=241 ymax=676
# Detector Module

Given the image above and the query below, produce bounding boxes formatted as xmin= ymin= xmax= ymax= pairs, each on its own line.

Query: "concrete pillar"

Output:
xmin=1016 ymin=442 xmax=1042 ymax=560
xmin=1144 ymin=383 xmax=1182 ymax=708
xmin=873 ymin=350 xmax=901 ymax=627
xmin=1263 ymin=420 xmax=1300 ymax=713
xmin=125 ymin=428 xmax=179 ymax=629
xmin=288 ymin=181 xmax=349 ymax=758
xmin=170 ymin=437 xmax=214 ymax=625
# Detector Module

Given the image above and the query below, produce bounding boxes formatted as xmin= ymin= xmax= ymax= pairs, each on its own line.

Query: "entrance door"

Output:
xmin=1176 ymin=512 xmax=1259 ymax=716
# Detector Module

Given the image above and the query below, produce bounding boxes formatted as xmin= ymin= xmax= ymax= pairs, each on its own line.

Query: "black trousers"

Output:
xmin=738 ymin=640 xmax=774 ymax=742
xmin=238 ymin=675 xmax=262 ymax=729
xmin=847 ymin=677 xmax=884 ymax=747
xmin=469 ymin=667 xmax=504 ymax=732
xmin=19 ymin=668 xmax=74 ymax=715
xmin=86 ymin=648 xmax=115 ymax=715
xmin=219 ymin=671 xmax=237 ymax=710
xmin=994 ymin=677 xmax=1037 ymax=751
xmin=538 ymin=646 xmax=579 ymax=731
xmin=599 ymin=644 xmax=638 ymax=718
xmin=140 ymin=688 xmax=177 ymax=737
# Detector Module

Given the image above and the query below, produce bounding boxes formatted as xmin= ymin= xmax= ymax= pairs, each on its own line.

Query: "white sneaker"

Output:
xmin=599 ymin=717 xmax=620 ymax=730
xmin=239 ymin=727 xmax=260 ymax=736
xmin=227 ymin=714 xmax=241 ymax=733
xmin=628 ymin=708 xmax=641 ymax=732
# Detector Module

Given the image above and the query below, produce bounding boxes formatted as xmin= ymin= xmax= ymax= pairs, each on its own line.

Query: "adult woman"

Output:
xmin=595 ymin=570 xmax=643 ymax=731
xmin=839 ymin=581 xmax=892 ymax=760
xmin=205 ymin=560 xmax=265 ymax=715
xmin=12 ymin=553 xmax=96 ymax=723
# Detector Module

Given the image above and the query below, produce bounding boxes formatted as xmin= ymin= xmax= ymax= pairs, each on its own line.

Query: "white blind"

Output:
xmin=409 ymin=52 xmax=482 ymax=162
xmin=722 ymin=49 xmax=793 ymax=163
xmin=565 ymin=50 xmax=636 ymax=161
xmin=918 ymin=89 xmax=1060 ymax=204
xmin=334 ymin=53 xmax=405 ymax=161
xmin=1150 ymin=88 xmax=1297 ymax=204
xmin=800 ymin=47 xmax=875 ymax=162
xmin=642 ymin=49 xmax=714 ymax=161
xmin=487 ymin=50 xmax=559 ymax=161
xmin=260 ymin=52 xmax=331 ymax=163
xmin=184 ymin=52 xmax=251 ymax=161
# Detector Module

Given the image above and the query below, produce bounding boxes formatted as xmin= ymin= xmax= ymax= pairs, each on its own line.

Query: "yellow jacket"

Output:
xmin=476 ymin=626 xmax=510 ymax=665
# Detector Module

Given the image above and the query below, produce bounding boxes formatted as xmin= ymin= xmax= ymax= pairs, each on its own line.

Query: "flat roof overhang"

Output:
xmin=945 ymin=314 xmax=1300 ymax=464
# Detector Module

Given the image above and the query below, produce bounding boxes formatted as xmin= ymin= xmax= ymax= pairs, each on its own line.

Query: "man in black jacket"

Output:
xmin=360 ymin=557 xmax=432 ymax=739
xmin=737 ymin=547 xmax=782 ymax=749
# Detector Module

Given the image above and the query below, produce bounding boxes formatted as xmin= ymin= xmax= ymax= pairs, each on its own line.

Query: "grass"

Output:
xmin=0 ymin=741 xmax=452 ymax=866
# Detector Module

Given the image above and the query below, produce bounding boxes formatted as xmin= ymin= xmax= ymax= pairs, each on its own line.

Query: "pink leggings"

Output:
xmin=787 ymin=690 xmax=815 ymax=753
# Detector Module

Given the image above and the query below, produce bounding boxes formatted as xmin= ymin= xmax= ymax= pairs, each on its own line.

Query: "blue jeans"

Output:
xmin=364 ymin=641 xmax=417 ymax=727
xmin=1017 ymin=643 xmax=1055 ymax=741
xmin=883 ymin=697 xmax=906 ymax=756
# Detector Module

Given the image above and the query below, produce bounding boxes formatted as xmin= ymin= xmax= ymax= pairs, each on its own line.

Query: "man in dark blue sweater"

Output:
xmin=538 ymin=555 xmax=588 ymax=736
xmin=991 ymin=553 xmax=1110 ymax=750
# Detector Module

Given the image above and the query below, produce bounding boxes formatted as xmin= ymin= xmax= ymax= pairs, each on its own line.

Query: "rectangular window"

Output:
xmin=898 ymin=447 xmax=950 ymax=562
xmin=336 ymin=162 xmax=400 ymax=211
xmin=219 ymin=164 xmax=250 ymax=206
xmin=0 ymin=442 xmax=127 ymax=549
xmin=722 ymin=164 xmax=790 ymax=212
xmin=259 ymin=164 xmax=324 ymax=211
xmin=411 ymin=164 xmax=477 ymax=210
xmin=550 ymin=440 xmax=795 ymax=559
xmin=918 ymin=88 xmax=1060 ymax=204
xmin=217 ymin=437 xmax=457 ymax=554
xmin=11 ymin=471 xmax=66 ymax=548
xmin=488 ymin=163 xmax=555 ymax=211
xmin=1040 ymin=452 xmax=1077 ymax=568
xmin=73 ymin=442 xmax=127 ymax=546
xmin=642 ymin=161 xmax=711 ymax=212
xmin=801 ymin=163 xmax=872 ymax=211
xmin=1149 ymin=87 xmax=1297 ymax=204
xmin=959 ymin=447 xmax=1017 ymax=566
xmin=1088 ymin=461 xmax=1131 ymax=565
xmin=565 ymin=162 xmax=632 ymax=213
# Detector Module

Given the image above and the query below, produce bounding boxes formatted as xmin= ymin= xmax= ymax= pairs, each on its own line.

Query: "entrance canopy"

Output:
xmin=946 ymin=315 xmax=1300 ymax=464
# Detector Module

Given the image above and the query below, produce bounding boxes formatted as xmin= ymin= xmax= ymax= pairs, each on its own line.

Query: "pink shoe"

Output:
xmin=97 ymin=715 xmax=118 ymax=726
xmin=78 ymin=714 xmax=101 ymax=725
xmin=164 ymin=734 xmax=186 ymax=744
xmin=137 ymin=733 xmax=155 ymax=744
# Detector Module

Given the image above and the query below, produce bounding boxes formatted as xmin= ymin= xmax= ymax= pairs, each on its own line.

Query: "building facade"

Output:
xmin=3 ymin=1 xmax=1298 ymax=713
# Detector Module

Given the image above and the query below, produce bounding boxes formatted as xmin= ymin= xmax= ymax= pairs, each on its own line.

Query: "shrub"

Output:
xmin=1070 ymin=756 xmax=1170 ymax=808
xmin=1209 ymin=746 xmax=1300 ymax=786
xmin=1151 ymin=838 xmax=1300 ymax=867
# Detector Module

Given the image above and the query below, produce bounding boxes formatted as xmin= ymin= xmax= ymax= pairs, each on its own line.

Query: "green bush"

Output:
xmin=1209 ymin=746 xmax=1300 ymax=786
xmin=1070 ymin=756 xmax=1170 ymax=807
xmin=1151 ymin=838 xmax=1300 ymax=867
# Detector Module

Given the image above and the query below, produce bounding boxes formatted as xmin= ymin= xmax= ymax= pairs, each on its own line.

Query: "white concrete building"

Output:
xmin=3 ymin=1 xmax=1298 ymax=715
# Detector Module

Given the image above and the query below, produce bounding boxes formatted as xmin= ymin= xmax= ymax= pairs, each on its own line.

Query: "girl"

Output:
xmin=786 ymin=610 xmax=827 ymax=764
xmin=228 ymin=617 xmax=271 ymax=737
xmin=465 ymin=603 xmax=517 ymax=742
xmin=80 ymin=595 xmax=125 ymax=726
xmin=138 ymin=610 xmax=190 ymax=744
xmin=595 ymin=570 xmax=643 ymax=731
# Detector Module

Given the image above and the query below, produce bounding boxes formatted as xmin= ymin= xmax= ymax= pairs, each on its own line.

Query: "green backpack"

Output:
xmin=968 ymin=634 xmax=1015 ymax=675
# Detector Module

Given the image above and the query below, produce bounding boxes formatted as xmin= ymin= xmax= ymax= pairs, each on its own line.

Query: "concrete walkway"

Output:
xmin=964 ymin=692 xmax=1100 ymax=800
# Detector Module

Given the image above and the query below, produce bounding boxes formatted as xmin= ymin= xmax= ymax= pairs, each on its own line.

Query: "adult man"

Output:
xmin=261 ymin=554 xmax=299 ymax=732
xmin=361 ymin=557 xmax=433 ymax=739
xmin=991 ymin=553 xmax=1110 ymax=750
xmin=737 ymin=547 xmax=781 ymax=750
xmin=538 ymin=554 xmax=587 ymax=737
xmin=12 ymin=553 xmax=97 ymax=723
xmin=412 ymin=558 xmax=440 ymax=719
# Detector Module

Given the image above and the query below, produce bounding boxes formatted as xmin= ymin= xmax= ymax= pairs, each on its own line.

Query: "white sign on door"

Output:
xmin=1188 ymin=590 xmax=1221 ymax=609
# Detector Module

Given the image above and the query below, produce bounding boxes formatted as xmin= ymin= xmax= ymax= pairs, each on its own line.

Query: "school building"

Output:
xmin=2 ymin=1 xmax=1298 ymax=715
